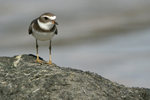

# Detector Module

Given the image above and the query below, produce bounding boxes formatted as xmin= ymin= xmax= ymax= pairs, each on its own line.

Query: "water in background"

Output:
xmin=0 ymin=0 xmax=150 ymax=88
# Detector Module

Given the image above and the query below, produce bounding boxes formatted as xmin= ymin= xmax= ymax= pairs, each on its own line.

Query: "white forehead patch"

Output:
xmin=50 ymin=16 xmax=56 ymax=20
xmin=42 ymin=15 xmax=56 ymax=20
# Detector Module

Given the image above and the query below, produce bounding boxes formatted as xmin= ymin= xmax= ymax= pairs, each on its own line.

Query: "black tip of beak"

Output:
xmin=55 ymin=22 xmax=59 ymax=25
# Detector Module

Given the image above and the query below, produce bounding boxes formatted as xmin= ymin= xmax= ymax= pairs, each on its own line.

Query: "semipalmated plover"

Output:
xmin=28 ymin=12 xmax=58 ymax=65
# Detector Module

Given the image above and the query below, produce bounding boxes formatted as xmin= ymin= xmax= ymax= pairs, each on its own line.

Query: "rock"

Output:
xmin=0 ymin=54 xmax=150 ymax=100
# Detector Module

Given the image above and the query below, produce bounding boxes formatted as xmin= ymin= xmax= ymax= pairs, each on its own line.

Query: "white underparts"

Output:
xmin=32 ymin=23 xmax=55 ymax=41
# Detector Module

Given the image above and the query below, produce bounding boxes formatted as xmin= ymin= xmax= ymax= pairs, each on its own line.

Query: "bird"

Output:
xmin=28 ymin=12 xmax=58 ymax=65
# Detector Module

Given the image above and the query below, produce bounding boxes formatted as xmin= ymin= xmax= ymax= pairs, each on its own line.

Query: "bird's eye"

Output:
xmin=44 ymin=17 xmax=48 ymax=20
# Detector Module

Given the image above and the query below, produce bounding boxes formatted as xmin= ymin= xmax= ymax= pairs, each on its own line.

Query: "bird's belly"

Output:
xmin=32 ymin=31 xmax=55 ymax=41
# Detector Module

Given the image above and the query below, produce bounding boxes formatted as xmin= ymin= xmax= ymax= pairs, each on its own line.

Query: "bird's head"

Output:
xmin=38 ymin=13 xmax=58 ymax=30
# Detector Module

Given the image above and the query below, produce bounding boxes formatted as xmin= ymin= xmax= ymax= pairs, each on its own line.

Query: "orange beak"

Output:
xmin=52 ymin=21 xmax=55 ymax=24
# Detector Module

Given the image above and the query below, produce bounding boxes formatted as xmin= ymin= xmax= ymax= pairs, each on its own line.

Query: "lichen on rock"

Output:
xmin=0 ymin=54 xmax=150 ymax=100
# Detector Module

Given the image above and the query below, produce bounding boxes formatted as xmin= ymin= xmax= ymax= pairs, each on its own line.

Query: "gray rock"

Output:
xmin=0 ymin=54 xmax=149 ymax=100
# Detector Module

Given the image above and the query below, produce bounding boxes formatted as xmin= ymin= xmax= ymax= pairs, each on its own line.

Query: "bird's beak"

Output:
xmin=55 ymin=22 xmax=59 ymax=25
xmin=52 ymin=21 xmax=58 ymax=25
xmin=52 ymin=21 xmax=55 ymax=24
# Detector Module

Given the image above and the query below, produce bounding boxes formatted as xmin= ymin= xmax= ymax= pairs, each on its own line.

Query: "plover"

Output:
xmin=28 ymin=12 xmax=58 ymax=65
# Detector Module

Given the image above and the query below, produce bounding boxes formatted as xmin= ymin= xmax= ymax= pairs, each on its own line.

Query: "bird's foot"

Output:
xmin=35 ymin=59 xmax=46 ymax=64
xmin=47 ymin=61 xmax=55 ymax=66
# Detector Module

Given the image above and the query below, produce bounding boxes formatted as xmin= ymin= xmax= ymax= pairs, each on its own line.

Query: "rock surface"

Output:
xmin=0 ymin=54 xmax=150 ymax=100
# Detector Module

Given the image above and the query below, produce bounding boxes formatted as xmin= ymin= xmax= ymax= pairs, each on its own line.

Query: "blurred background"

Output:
xmin=0 ymin=0 xmax=150 ymax=88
